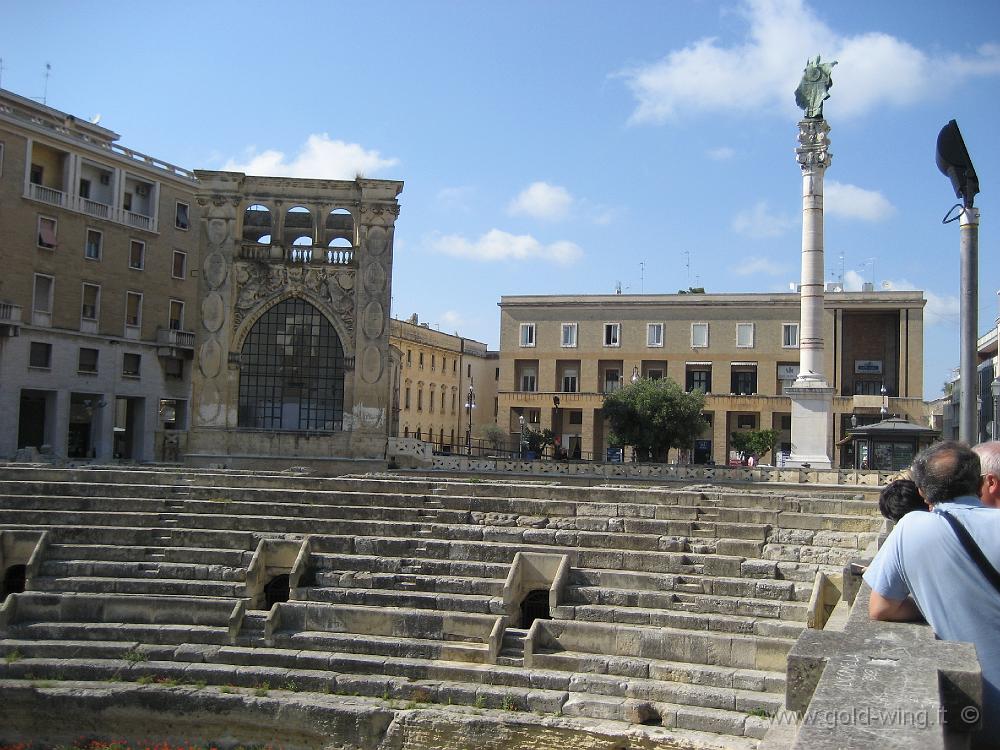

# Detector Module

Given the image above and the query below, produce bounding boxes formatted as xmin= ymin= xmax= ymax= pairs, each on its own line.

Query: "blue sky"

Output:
xmin=3 ymin=0 xmax=999 ymax=399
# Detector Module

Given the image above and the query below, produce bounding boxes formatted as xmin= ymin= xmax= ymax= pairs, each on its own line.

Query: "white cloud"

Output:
xmin=223 ymin=133 xmax=398 ymax=179
xmin=842 ymin=272 xmax=958 ymax=325
xmin=733 ymin=256 xmax=787 ymax=276
xmin=732 ymin=201 xmax=794 ymax=238
xmin=842 ymin=269 xmax=866 ymax=291
xmin=707 ymin=146 xmax=736 ymax=161
xmin=429 ymin=229 xmax=583 ymax=265
xmin=508 ymin=182 xmax=573 ymax=221
xmin=621 ymin=0 xmax=1000 ymax=122
xmin=825 ymin=181 xmax=894 ymax=221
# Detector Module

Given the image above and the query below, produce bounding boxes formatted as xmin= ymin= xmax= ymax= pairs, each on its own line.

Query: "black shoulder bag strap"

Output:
xmin=940 ymin=511 xmax=1000 ymax=596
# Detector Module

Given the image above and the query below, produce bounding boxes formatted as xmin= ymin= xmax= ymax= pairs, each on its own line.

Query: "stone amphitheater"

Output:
xmin=0 ymin=465 xmax=887 ymax=748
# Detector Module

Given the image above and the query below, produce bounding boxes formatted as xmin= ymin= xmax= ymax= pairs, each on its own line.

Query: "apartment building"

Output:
xmin=498 ymin=291 xmax=926 ymax=467
xmin=0 ymin=89 xmax=200 ymax=461
xmin=391 ymin=315 xmax=498 ymax=451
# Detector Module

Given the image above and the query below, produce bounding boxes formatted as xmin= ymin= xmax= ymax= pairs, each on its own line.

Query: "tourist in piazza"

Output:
xmin=865 ymin=441 xmax=1000 ymax=743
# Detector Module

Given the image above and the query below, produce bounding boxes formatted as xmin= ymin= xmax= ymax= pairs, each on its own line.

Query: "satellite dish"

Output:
xmin=89 ymin=114 xmax=101 ymax=124
xmin=936 ymin=120 xmax=979 ymax=207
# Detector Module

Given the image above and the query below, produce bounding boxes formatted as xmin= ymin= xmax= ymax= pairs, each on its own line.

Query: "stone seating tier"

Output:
xmin=0 ymin=465 xmax=883 ymax=747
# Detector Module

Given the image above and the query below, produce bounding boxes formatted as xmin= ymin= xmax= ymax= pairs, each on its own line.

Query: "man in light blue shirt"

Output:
xmin=865 ymin=441 xmax=1000 ymax=743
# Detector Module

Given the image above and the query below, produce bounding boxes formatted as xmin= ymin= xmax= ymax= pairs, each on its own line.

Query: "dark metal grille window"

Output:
xmin=238 ymin=298 xmax=345 ymax=431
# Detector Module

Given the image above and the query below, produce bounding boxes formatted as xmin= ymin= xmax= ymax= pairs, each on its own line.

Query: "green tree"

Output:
xmin=730 ymin=429 xmax=780 ymax=462
xmin=602 ymin=378 xmax=707 ymax=461
xmin=523 ymin=427 xmax=555 ymax=455
xmin=482 ymin=424 xmax=506 ymax=451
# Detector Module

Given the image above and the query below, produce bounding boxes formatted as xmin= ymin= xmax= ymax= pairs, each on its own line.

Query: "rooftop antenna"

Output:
xmin=639 ymin=261 xmax=645 ymax=294
xmin=683 ymin=250 xmax=691 ymax=287
xmin=615 ymin=281 xmax=622 ymax=295
xmin=41 ymin=62 xmax=51 ymax=105
xmin=0 ymin=58 xmax=5 ymax=89
xmin=838 ymin=252 xmax=845 ymax=285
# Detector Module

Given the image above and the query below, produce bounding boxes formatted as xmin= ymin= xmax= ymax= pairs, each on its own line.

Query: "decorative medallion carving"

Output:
xmin=207 ymin=218 xmax=229 ymax=246
xmin=366 ymin=226 xmax=387 ymax=255
xmin=199 ymin=338 xmax=223 ymax=379
xmin=362 ymin=300 xmax=385 ymax=339
xmin=204 ymin=252 xmax=228 ymax=290
xmin=202 ymin=292 xmax=225 ymax=333
xmin=361 ymin=345 xmax=384 ymax=384
xmin=363 ymin=260 xmax=386 ymax=293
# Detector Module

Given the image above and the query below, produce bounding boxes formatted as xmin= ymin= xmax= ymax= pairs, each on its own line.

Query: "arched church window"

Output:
xmin=238 ymin=298 xmax=345 ymax=431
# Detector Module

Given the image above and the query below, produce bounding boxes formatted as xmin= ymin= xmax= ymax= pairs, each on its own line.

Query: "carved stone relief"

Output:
xmin=202 ymin=292 xmax=225 ymax=333
xmin=207 ymin=217 xmax=229 ymax=246
xmin=363 ymin=261 xmax=386 ymax=293
xmin=366 ymin=226 xmax=387 ymax=256
xmin=204 ymin=252 xmax=228 ymax=290
xmin=362 ymin=300 xmax=385 ymax=339
xmin=361 ymin=345 xmax=384 ymax=385
xmin=199 ymin=337 xmax=223 ymax=379
xmin=232 ymin=261 xmax=356 ymax=339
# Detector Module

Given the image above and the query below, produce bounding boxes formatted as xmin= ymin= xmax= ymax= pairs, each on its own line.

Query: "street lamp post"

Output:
xmin=936 ymin=119 xmax=981 ymax=443
xmin=465 ymin=378 xmax=475 ymax=456
xmin=880 ymin=384 xmax=889 ymax=420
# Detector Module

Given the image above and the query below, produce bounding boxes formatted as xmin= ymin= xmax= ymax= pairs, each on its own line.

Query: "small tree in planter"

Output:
xmin=482 ymin=424 xmax=507 ymax=453
xmin=522 ymin=427 xmax=555 ymax=459
xmin=730 ymin=428 xmax=779 ymax=464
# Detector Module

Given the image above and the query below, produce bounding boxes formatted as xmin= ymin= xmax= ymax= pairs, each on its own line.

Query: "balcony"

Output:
xmin=27 ymin=183 xmax=66 ymax=207
xmin=238 ymin=242 xmax=355 ymax=266
xmin=156 ymin=327 xmax=195 ymax=359
xmin=24 ymin=185 xmax=159 ymax=233
xmin=0 ymin=302 xmax=23 ymax=337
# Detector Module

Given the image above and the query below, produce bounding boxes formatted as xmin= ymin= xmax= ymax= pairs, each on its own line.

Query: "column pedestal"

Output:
xmin=785 ymin=382 xmax=834 ymax=469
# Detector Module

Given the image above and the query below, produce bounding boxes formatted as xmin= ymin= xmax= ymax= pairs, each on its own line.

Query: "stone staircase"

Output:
xmin=0 ymin=466 xmax=882 ymax=748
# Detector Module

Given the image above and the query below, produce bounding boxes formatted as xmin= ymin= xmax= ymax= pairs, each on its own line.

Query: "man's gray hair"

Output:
xmin=975 ymin=441 xmax=1000 ymax=477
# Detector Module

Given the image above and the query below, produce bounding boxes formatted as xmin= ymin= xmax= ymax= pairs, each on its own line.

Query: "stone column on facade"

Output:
xmin=785 ymin=117 xmax=835 ymax=469
xmin=348 ymin=196 xmax=398 ymax=458
xmin=711 ymin=410 xmax=728 ymax=465
xmin=53 ymin=389 xmax=70 ymax=458
xmin=191 ymin=173 xmax=241 ymax=439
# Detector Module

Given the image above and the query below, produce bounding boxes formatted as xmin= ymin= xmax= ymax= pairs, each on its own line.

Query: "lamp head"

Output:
xmin=936 ymin=120 xmax=979 ymax=208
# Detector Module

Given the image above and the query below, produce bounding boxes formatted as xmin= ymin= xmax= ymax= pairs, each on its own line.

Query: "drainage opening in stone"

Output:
xmin=263 ymin=574 xmax=290 ymax=609
xmin=520 ymin=589 xmax=550 ymax=629
xmin=1 ymin=564 xmax=26 ymax=602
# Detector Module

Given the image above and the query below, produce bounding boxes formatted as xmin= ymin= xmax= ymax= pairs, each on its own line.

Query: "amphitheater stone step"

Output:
xmin=32 ymin=575 xmax=246 ymax=598
xmin=294 ymin=585 xmax=502 ymax=615
xmin=38 ymin=559 xmax=247 ymax=583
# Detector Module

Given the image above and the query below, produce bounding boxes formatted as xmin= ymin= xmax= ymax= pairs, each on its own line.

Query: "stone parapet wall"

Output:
xmin=420 ymin=455 xmax=895 ymax=487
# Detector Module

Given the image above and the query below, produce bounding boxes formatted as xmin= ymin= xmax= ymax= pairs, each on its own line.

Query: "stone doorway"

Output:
xmin=520 ymin=589 xmax=550 ymax=630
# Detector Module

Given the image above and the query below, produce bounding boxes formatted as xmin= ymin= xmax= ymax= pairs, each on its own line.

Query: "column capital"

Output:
xmin=796 ymin=118 xmax=832 ymax=171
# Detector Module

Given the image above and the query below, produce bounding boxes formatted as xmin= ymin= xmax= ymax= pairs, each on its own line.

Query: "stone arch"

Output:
xmin=242 ymin=203 xmax=273 ymax=243
xmin=324 ymin=207 xmax=355 ymax=246
xmin=233 ymin=289 xmax=352 ymax=358
xmin=285 ymin=205 xmax=313 ymax=243
xmin=236 ymin=297 xmax=346 ymax=431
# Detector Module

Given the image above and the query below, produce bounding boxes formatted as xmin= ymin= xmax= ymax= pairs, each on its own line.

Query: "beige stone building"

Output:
xmin=390 ymin=315 xmax=498 ymax=451
xmin=0 ymin=89 xmax=404 ymax=467
xmin=0 ymin=89 xmax=200 ymax=461
xmin=498 ymin=291 xmax=926 ymax=467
